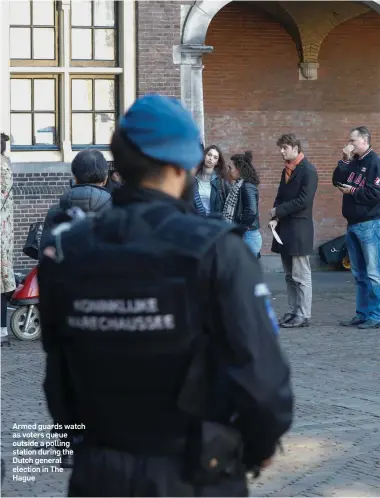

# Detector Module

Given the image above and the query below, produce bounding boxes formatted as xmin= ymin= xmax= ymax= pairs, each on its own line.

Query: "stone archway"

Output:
xmin=181 ymin=1 xmax=232 ymax=45
xmin=183 ymin=0 xmax=380 ymax=45
xmin=176 ymin=0 xmax=380 ymax=139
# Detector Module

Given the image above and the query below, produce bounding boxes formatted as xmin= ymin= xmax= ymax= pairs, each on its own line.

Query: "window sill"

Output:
xmin=72 ymin=145 xmax=111 ymax=151
xmin=11 ymin=145 xmax=60 ymax=152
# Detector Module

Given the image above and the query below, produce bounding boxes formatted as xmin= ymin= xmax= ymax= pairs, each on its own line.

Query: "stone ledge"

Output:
xmin=11 ymin=162 xmax=72 ymax=174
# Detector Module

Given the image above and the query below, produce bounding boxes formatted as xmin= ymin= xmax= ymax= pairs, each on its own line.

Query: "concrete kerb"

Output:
xmin=261 ymin=253 xmax=337 ymax=273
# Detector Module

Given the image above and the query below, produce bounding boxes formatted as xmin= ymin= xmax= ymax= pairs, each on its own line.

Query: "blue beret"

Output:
xmin=119 ymin=95 xmax=203 ymax=171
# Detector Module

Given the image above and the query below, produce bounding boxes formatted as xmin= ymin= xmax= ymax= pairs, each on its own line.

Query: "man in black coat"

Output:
xmin=270 ymin=134 xmax=318 ymax=328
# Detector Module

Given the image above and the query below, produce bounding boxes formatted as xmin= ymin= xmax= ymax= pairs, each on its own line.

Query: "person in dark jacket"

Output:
xmin=332 ymin=126 xmax=380 ymax=329
xmin=38 ymin=95 xmax=293 ymax=497
xmin=194 ymin=144 xmax=229 ymax=216
xmin=223 ymin=151 xmax=262 ymax=258
xmin=105 ymin=165 xmax=122 ymax=193
xmin=270 ymin=134 xmax=318 ymax=328
xmin=40 ymin=149 xmax=112 ymax=253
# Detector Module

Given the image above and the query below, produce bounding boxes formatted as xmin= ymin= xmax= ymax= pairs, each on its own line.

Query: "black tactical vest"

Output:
xmin=51 ymin=200 xmax=238 ymax=454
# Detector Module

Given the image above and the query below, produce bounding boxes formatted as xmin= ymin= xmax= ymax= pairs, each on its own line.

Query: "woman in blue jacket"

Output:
xmin=223 ymin=151 xmax=262 ymax=258
xmin=194 ymin=145 xmax=229 ymax=216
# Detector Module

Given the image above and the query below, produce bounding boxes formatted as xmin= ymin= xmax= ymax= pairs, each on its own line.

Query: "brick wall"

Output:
xmin=136 ymin=1 xmax=181 ymax=98
xmin=203 ymin=2 xmax=380 ymax=253
xmin=13 ymin=173 xmax=71 ymax=270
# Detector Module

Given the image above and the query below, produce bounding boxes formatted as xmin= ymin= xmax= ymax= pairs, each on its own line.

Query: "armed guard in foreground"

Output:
xmin=38 ymin=95 xmax=294 ymax=497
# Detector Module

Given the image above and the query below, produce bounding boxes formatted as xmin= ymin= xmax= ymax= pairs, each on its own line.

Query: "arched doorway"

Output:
xmin=178 ymin=1 xmax=380 ymax=254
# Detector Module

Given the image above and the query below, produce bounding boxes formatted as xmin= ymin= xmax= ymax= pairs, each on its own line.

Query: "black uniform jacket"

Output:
xmin=39 ymin=188 xmax=293 ymax=466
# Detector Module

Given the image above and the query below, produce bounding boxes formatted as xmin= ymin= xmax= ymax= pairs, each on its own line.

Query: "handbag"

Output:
xmin=318 ymin=235 xmax=347 ymax=265
xmin=22 ymin=221 xmax=44 ymax=260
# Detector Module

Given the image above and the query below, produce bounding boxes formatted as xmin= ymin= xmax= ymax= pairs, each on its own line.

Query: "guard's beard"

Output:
xmin=180 ymin=171 xmax=196 ymax=203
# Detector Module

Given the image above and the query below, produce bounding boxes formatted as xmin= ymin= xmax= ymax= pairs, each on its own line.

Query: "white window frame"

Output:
xmin=4 ymin=0 xmax=136 ymax=164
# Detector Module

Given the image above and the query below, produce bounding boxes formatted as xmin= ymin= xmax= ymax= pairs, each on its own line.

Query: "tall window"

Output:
xmin=10 ymin=76 xmax=59 ymax=147
xmin=10 ymin=1 xmax=120 ymax=153
xmin=71 ymin=76 xmax=116 ymax=147
xmin=71 ymin=1 xmax=117 ymax=66
xmin=9 ymin=0 xmax=58 ymax=66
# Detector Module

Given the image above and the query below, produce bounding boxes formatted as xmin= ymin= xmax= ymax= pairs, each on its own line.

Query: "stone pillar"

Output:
xmin=174 ymin=44 xmax=213 ymax=143
xmin=59 ymin=0 xmax=72 ymax=162
xmin=0 ymin=0 xmax=10 ymax=150
xmin=119 ymin=0 xmax=136 ymax=113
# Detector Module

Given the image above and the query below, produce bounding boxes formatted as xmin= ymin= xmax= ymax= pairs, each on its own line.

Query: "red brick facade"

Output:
xmin=136 ymin=1 xmax=181 ymax=98
xmin=203 ymin=2 xmax=380 ymax=253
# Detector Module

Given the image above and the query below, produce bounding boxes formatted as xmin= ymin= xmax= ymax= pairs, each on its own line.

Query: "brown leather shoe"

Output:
xmin=279 ymin=313 xmax=296 ymax=327
xmin=282 ymin=316 xmax=310 ymax=328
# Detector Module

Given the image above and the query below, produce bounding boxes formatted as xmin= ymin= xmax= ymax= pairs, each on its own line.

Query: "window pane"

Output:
xmin=71 ymin=29 xmax=92 ymax=59
xmin=11 ymin=114 xmax=32 ymax=145
xmin=33 ymin=28 xmax=55 ymax=59
xmin=94 ymin=29 xmax=114 ymax=60
xmin=34 ymin=114 xmax=56 ymax=145
xmin=11 ymin=79 xmax=32 ymax=111
xmin=72 ymin=114 xmax=93 ymax=144
xmin=95 ymin=113 xmax=115 ymax=145
xmin=32 ymin=0 xmax=54 ymax=25
xmin=71 ymin=1 xmax=92 ymax=26
xmin=10 ymin=28 xmax=31 ymax=59
xmin=94 ymin=1 xmax=115 ymax=27
xmin=94 ymin=80 xmax=115 ymax=111
xmin=10 ymin=1 xmax=30 ymax=26
xmin=72 ymin=79 xmax=92 ymax=111
xmin=34 ymin=80 xmax=55 ymax=111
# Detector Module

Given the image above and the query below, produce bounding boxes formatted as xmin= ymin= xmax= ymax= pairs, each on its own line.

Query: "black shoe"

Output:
xmin=1 ymin=457 xmax=5 ymax=485
xmin=1 ymin=336 xmax=10 ymax=347
xmin=358 ymin=319 xmax=380 ymax=329
xmin=279 ymin=313 xmax=295 ymax=327
xmin=61 ymin=453 xmax=75 ymax=469
xmin=340 ymin=316 xmax=366 ymax=327
xmin=282 ymin=316 xmax=310 ymax=328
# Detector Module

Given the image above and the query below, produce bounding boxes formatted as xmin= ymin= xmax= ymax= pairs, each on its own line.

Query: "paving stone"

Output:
xmin=1 ymin=272 xmax=379 ymax=497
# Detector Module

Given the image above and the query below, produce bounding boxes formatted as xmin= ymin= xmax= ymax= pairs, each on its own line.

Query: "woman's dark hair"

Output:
xmin=230 ymin=151 xmax=260 ymax=186
xmin=111 ymin=125 xmax=169 ymax=189
xmin=196 ymin=144 xmax=227 ymax=179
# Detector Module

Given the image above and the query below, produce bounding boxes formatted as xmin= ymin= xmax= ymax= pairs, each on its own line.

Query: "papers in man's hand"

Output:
xmin=268 ymin=220 xmax=283 ymax=245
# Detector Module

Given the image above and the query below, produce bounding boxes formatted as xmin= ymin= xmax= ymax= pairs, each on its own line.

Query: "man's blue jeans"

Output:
xmin=346 ymin=219 xmax=380 ymax=322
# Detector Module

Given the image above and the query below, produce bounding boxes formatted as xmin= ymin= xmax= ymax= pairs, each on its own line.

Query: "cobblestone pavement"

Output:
xmin=1 ymin=272 xmax=379 ymax=497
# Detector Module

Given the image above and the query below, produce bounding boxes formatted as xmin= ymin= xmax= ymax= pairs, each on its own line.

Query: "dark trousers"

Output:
xmin=1 ymin=294 xmax=7 ymax=327
xmin=68 ymin=446 xmax=248 ymax=497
